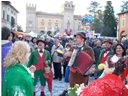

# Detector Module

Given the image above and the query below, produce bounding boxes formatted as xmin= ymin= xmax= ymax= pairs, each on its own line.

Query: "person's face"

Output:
xmin=104 ymin=42 xmax=111 ymax=49
xmin=8 ymin=33 xmax=13 ymax=41
xmin=33 ymin=38 xmax=37 ymax=43
xmin=38 ymin=42 xmax=45 ymax=50
xmin=96 ymin=40 xmax=101 ymax=46
xmin=116 ymin=45 xmax=124 ymax=56
xmin=75 ymin=35 xmax=84 ymax=45
xmin=55 ymin=39 xmax=60 ymax=45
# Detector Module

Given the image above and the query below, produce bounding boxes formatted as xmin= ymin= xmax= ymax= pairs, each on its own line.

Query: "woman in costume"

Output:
xmin=2 ymin=41 xmax=35 ymax=96
xmin=99 ymin=43 xmax=126 ymax=78
xmin=79 ymin=55 xmax=128 ymax=96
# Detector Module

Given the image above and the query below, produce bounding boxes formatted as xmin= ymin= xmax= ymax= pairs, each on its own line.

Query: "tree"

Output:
xmin=102 ymin=1 xmax=117 ymax=37
xmin=17 ymin=25 xmax=23 ymax=32
xmin=121 ymin=1 xmax=128 ymax=12
xmin=88 ymin=1 xmax=104 ymax=34
xmin=87 ymin=1 xmax=101 ymax=17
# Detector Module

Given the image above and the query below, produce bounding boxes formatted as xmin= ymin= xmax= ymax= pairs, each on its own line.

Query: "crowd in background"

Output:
xmin=2 ymin=30 xmax=128 ymax=96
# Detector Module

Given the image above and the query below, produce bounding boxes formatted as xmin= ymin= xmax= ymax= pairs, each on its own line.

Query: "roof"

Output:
xmin=117 ymin=10 xmax=128 ymax=15
xmin=2 ymin=1 xmax=19 ymax=13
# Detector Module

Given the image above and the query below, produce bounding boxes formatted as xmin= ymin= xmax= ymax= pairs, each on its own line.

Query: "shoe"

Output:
xmin=41 ymin=92 xmax=45 ymax=96
xmin=59 ymin=78 xmax=62 ymax=81
xmin=59 ymin=90 xmax=67 ymax=96
xmin=33 ymin=92 xmax=35 ymax=96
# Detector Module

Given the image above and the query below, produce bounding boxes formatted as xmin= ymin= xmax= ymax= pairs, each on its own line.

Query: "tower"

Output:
xmin=62 ymin=1 xmax=75 ymax=35
xmin=26 ymin=4 xmax=37 ymax=33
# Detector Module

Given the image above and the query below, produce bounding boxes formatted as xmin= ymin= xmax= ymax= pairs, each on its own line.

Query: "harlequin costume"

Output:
xmin=80 ymin=74 xmax=128 ymax=96
xmin=2 ymin=63 xmax=34 ymax=96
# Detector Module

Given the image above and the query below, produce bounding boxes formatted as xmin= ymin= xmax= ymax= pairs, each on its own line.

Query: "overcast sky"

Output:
xmin=10 ymin=0 xmax=125 ymax=31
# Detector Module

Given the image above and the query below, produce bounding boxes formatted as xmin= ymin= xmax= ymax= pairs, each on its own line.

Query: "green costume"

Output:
xmin=2 ymin=64 xmax=34 ymax=96
xmin=97 ymin=49 xmax=113 ymax=77
xmin=27 ymin=49 xmax=51 ymax=86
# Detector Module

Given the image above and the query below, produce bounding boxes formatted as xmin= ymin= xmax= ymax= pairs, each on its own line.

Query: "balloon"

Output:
xmin=98 ymin=63 xmax=104 ymax=71
xmin=83 ymin=26 xmax=86 ymax=31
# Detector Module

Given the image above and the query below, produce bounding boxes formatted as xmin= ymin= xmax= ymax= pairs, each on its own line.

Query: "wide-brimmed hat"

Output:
xmin=36 ymin=39 xmax=46 ymax=45
xmin=74 ymin=32 xmax=86 ymax=40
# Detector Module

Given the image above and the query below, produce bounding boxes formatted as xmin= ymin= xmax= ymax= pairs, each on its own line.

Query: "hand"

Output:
xmin=29 ymin=65 xmax=36 ymax=73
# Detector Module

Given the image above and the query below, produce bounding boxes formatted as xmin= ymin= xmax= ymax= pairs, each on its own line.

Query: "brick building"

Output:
xmin=117 ymin=11 xmax=128 ymax=40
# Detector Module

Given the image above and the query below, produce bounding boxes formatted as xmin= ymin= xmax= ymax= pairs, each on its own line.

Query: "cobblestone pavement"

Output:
xmin=35 ymin=76 xmax=95 ymax=96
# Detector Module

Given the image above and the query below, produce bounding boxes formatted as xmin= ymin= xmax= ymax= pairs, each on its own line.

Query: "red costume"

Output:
xmin=80 ymin=74 xmax=128 ymax=96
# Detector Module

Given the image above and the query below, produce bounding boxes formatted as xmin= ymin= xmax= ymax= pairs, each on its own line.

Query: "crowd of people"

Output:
xmin=2 ymin=30 xmax=128 ymax=96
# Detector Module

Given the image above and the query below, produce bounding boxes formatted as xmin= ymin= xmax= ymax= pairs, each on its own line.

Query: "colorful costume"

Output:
xmin=97 ymin=49 xmax=113 ymax=77
xmin=2 ymin=64 xmax=34 ymax=96
xmin=69 ymin=45 xmax=95 ymax=87
xmin=27 ymin=49 xmax=51 ymax=86
xmin=80 ymin=74 xmax=128 ymax=96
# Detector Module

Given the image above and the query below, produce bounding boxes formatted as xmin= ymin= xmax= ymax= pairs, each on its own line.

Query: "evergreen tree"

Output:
xmin=121 ymin=1 xmax=128 ymax=12
xmin=102 ymin=1 xmax=117 ymax=37
xmin=88 ymin=1 xmax=104 ymax=34
xmin=87 ymin=1 xmax=101 ymax=17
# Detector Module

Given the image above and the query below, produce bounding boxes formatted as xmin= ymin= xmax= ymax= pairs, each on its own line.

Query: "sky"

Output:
xmin=10 ymin=0 xmax=125 ymax=31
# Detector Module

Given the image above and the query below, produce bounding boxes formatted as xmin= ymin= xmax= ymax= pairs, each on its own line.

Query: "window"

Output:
xmin=121 ymin=18 xmax=126 ymax=28
xmin=11 ymin=10 xmax=13 ymax=14
xmin=41 ymin=19 xmax=44 ymax=25
xmin=48 ymin=21 xmax=51 ymax=26
xmin=3 ymin=10 xmax=5 ymax=19
xmin=28 ymin=21 xmax=32 ymax=27
xmin=7 ymin=14 xmax=10 ymax=21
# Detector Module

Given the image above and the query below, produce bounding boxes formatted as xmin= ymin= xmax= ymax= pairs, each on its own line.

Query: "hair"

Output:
xmin=113 ymin=43 xmax=126 ymax=56
xmin=4 ymin=41 xmax=30 ymax=67
xmin=107 ymin=56 xmax=126 ymax=76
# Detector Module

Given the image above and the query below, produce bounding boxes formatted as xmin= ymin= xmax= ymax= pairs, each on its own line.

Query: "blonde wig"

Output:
xmin=4 ymin=41 xmax=30 ymax=67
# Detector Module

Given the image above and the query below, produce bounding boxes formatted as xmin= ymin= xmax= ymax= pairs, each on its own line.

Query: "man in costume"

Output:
xmin=69 ymin=32 xmax=95 ymax=87
xmin=97 ymin=40 xmax=113 ymax=77
xmin=28 ymin=39 xmax=51 ymax=96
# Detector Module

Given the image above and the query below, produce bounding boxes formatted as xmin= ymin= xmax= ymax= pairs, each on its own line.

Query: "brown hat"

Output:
xmin=74 ymin=32 xmax=86 ymax=40
xmin=36 ymin=39 xmax=46 ymax=45
xmin=103 ymin=40 xmax=112 ymax=45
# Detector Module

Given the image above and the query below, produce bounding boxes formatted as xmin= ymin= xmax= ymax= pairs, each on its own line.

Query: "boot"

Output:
xmin=41 ymin=92 xmax=45 ymax=96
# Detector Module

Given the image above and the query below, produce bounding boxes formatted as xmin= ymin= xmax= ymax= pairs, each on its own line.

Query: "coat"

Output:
xmin=80 ymin=74 xmax=128 ymax=96
xmin=27 ymin=49 xmax=51 ymax=67
xmin=2 ymin=64 xmax=34 ymax=96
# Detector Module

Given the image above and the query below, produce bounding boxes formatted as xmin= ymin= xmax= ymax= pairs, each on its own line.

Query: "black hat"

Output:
xmin=36 ymin=39 xmax=46 ymax=45
xmin=74 ymin=32 xmax=86 ymax=40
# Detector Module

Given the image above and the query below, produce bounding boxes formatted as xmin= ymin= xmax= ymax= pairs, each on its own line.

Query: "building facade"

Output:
xmin=117 ymin=11 xmax=128 ymax=40
xmin=1 ymin=1 xmax=19 ymax=30
xmin=26 ymin=1 xmax=82 ymax=35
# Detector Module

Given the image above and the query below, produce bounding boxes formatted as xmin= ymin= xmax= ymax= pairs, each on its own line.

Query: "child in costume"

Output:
xmin=27 ymin=39 xmax=51 ymax=96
